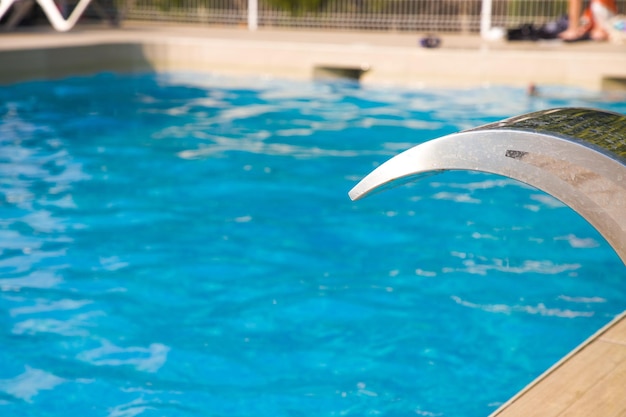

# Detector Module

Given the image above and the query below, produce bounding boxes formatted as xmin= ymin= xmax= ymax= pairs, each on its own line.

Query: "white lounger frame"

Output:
xmin=0 ymin=0 xmax=94 ymax=31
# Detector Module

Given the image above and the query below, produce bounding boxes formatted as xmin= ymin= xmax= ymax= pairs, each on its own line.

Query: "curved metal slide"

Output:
xmin=349 ymin=108 xmax=626 ymax=264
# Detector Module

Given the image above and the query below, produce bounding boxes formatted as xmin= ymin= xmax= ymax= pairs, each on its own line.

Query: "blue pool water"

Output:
xmin=0 ymin=72 xmax=624 ymax=416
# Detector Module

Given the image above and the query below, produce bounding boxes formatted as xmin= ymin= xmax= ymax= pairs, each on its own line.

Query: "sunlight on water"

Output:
xmin=0 ymin=72 xmax=624 ymax=416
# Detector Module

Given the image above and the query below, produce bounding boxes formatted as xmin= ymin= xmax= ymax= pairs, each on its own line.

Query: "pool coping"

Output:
xmin=1 ymin=22 xmax=626 ymax=90
xmin=490 ymin=311 xmax=626 ymax=417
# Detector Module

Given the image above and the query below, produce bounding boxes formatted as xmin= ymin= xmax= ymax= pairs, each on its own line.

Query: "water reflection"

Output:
xmin=78 ymin=341 xmax=170 ymax=373
xmin=0 ymin=367 xmax=64 ymax=403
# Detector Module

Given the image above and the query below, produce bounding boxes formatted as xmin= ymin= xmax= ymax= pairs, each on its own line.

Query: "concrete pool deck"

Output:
xmin=0 ymin=21 xmax=625 ymax=416
xmin=1 ymin=21 xmax=626 ymax=90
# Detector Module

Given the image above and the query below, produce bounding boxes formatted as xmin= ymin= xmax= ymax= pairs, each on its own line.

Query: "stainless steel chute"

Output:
xmin=349 ymin=108 xmax=626 ymax=264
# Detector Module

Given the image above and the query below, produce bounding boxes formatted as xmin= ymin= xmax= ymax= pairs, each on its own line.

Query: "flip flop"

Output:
xmin=562 ymin=31 xmax=591 ymax=42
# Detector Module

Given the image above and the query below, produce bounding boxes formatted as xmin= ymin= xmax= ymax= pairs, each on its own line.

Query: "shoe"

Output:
xmin=420 ymin=36 xmax=441 ymax=48
xmin=562 ymin=31 xmax=591 ymax=42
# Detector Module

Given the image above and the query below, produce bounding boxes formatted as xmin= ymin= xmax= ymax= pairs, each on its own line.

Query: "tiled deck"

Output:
xmin=492 ymin=312 xmax=626 ymax=417
xmin=0 ymin=21 xmax=625 ymax=416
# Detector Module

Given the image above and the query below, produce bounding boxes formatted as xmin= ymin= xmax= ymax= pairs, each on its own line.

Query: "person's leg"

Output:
xmin=559 ymin=0 xmax=589 ymax=40
xmin=589 ymin=0 xmax=617 ymax=40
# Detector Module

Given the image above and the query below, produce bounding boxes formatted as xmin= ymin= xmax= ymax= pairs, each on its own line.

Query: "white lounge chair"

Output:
xmin=0 ymin=0 xmax=94 ymax=31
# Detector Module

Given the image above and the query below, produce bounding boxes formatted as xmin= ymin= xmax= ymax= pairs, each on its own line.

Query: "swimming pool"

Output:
xmin=0 ymin=72 xmax=624 ymax=416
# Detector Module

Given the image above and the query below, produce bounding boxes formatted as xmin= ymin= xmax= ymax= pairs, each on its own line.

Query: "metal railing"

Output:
xmin=118 ymin=0 xmax=626 ymax=33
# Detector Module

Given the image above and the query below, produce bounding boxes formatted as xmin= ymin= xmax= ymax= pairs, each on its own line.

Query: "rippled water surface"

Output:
xmin=0 ymin=72 xmax=624 ymax=416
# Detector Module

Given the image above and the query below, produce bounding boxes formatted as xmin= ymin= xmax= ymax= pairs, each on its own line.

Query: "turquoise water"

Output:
xmin=0 ymin=72 xmax=624 ymax=416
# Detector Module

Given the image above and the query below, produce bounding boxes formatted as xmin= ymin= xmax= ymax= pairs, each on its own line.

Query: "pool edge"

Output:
xmin=1 ymin=23 xmax=626 ymax=90
xmin=490 ymin=310 xmax=626 ymax=417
